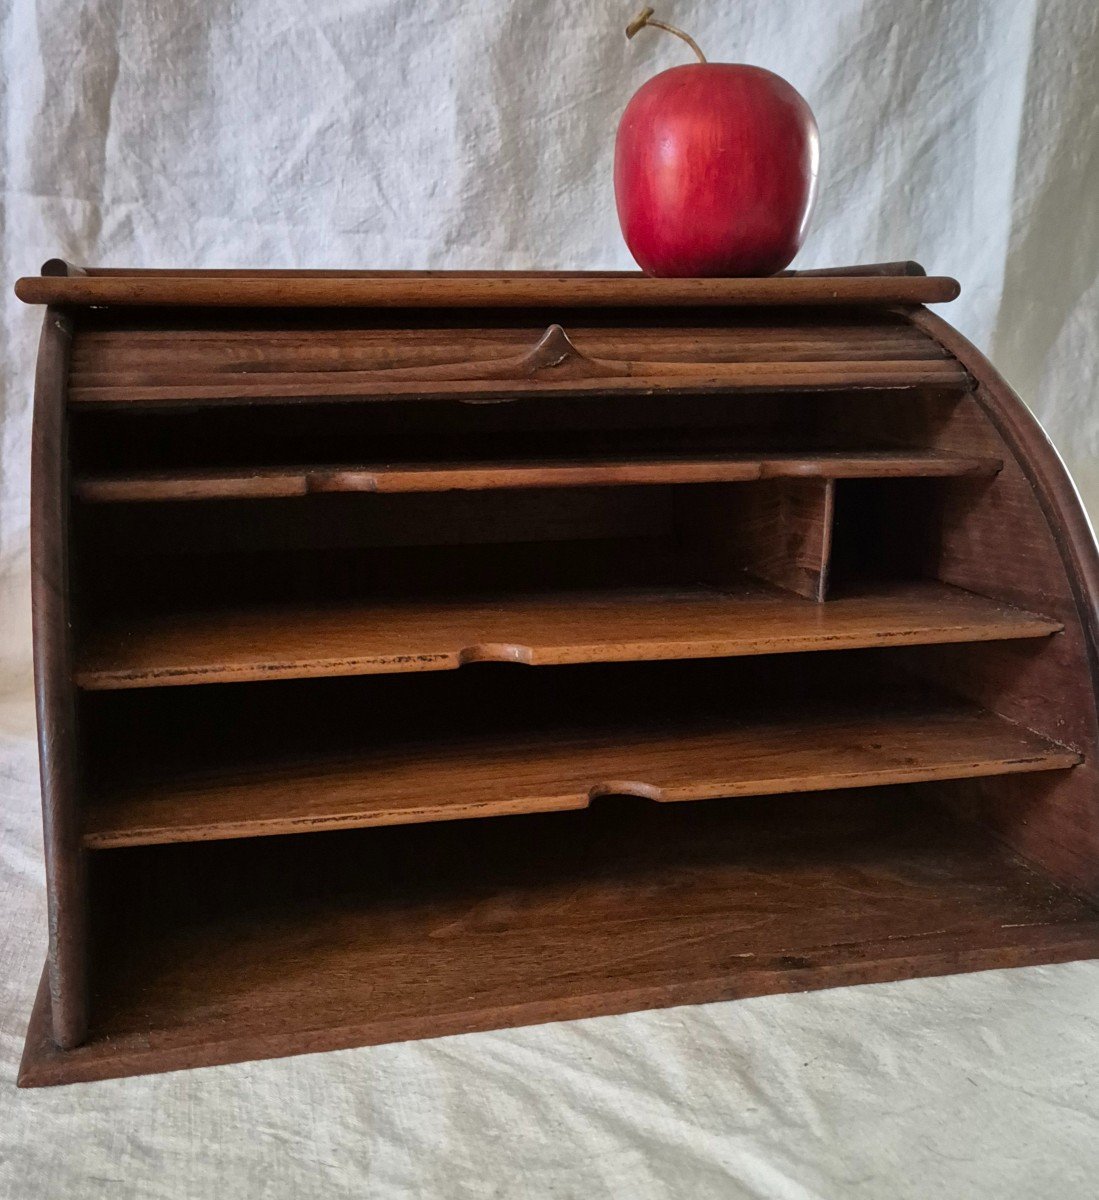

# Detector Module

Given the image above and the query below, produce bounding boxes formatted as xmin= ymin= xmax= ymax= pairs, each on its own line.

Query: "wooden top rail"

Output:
xmin=37 ymin=259 xmax=930 ymax=279
xmin=16 ymin=265 xmax=959 ymax=310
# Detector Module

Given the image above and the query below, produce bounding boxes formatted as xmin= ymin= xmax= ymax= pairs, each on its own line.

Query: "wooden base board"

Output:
xmin=19 ymin=789 xmax=1099 ymax=1086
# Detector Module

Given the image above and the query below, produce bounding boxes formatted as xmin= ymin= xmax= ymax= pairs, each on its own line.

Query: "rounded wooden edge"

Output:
xmin=30 ymin=306 xmax=88 ymax=1049
xmin=908 ymin=306 xmax=1099 ymax=687
xmin=40 ymin=259 xmax=86 ymax=278
xmin=13 ymin=273 xmax=961 ymax=309
xmin=35 ymin=259 xmax=928 ymax=280
xmin=785 ymin=260 xmax=927 ymax=278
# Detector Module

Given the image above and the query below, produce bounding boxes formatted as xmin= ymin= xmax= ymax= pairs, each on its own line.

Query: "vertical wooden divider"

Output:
xmin=676 ymin=479 xmax=836 ymax=602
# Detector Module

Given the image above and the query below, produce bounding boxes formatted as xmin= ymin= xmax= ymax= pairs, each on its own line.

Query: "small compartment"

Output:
xmin=68 ymin=389 xmax=999 ymax=504
xmin=76 ymin=477 xmax=836 ymax=598
xmin=70 ymin=480 xmax=836 ymax=688
xmin=70 ymin=477 xmax=1058 ymax=692
xmin=828 ymin=476 xmax=992 ymax=591
xmin=71 ymin=393 xmax=828 ymax=475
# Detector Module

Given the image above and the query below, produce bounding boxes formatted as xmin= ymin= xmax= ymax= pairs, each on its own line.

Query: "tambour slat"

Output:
xmin=65 ymin=308 xmax=967 ymax=405
xmin=68 ymin=361 xmax=969 ymax=405
xmin=69 ymin=325 xmax=948 ymax=370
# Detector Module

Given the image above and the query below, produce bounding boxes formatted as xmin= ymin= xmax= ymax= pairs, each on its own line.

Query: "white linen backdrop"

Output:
xmin=2 ymin=1 xmax=1098 ymax=1196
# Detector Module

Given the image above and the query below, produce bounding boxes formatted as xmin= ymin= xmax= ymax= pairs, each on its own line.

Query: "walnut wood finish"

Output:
xmin=678 ymin=478 xmax=835 ymax=601
xmin=41 ymin=258 xmax=930 ymax=279
xmin=19 ymin=791 xmax=1099 ymax=1086
xmin=73 ymin=582 xmax=1060 ymax=690
xmin=63 ymin=307 xmax=967 ymax=404
xmin=82 ymin=690 xmax=1077 ymax=849
xmin=72 ymin=450 xmax=1001 ymax=504
xmin=71 ymin=319 xmax=952 ymax=371
xmin=30 ymin=309 xmax=87 ymax=1050
xmin=69 ymin=365 xmax=967 ymax=406
xmin=16 ymin=272 xmax=961 ymax=309
xmin=16 ymin=264 xmax=1099 ymax=1085
xmin=904 ymin=309 xmax=1099 ymax=900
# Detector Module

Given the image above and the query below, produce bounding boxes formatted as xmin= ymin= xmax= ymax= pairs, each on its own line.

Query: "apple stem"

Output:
xmin=625 ymin=7 xmax=707 ymax=64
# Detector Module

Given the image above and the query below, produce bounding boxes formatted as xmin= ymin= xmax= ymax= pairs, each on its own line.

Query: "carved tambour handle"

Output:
xmin=370 ymin=325 xmax=621 ymax=382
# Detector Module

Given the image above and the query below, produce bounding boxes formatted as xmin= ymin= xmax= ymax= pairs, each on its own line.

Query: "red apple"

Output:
xmin=615 ymin=10 xmax=819 ymax=277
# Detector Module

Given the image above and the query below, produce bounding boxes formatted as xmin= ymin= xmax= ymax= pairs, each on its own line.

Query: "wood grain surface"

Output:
xmin=73 ymin=581 xmax=1062 ymax=690
xmin=62 ymin=308 xmax=968 ymax=403
xmin=852 ymin=310 xmax=1099 ymax=903
xmin=21 ymin=268 xmax=1099 ymax=1085
xmin=679 ymin=479 xmax=836 ymax=601
xmin=19 ymin=789 xmax=1099 ymax=1086
xmin=72 ymin=450 xmax=1002 ymax=503
xmin=66 ymin=360 xmax=969 ymax=404
xmin=15 ymin=272 xmax=962 ymax=309
xmin=82 ymin=690 xmax=1078 ymax=848
xmin=30 ymin=309 xmax=88 ymax=1049
xmin=41 ymin=259 xmax=930 ymax=279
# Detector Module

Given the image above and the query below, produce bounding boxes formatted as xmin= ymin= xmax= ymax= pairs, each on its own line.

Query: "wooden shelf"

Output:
xmin=74 ymin=581 xmax=1062 ymax=690
xmin=72 ymin=450 xmax=1002 ymax=503
xmin=21 ymin=790 xmax=1099 ymax=1085
xmin=82 ymin=687 xmax=1079 ymax=848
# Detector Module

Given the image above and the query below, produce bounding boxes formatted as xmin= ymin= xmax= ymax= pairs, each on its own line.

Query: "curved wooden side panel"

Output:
xmin=905 ymin=306 xmax=1099 ymax=900
xmin=31 ymin=307 xmax=87 ymax=1047
xmin=910 ymin=308 xmax=1099 ymax=667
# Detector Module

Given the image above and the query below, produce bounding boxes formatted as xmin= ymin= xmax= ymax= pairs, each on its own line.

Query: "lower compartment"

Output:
xmin=79 ymin=653 xmax=1078 ymax=846
xmin=20 ymin=786 xmax=1099 ymax=1085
